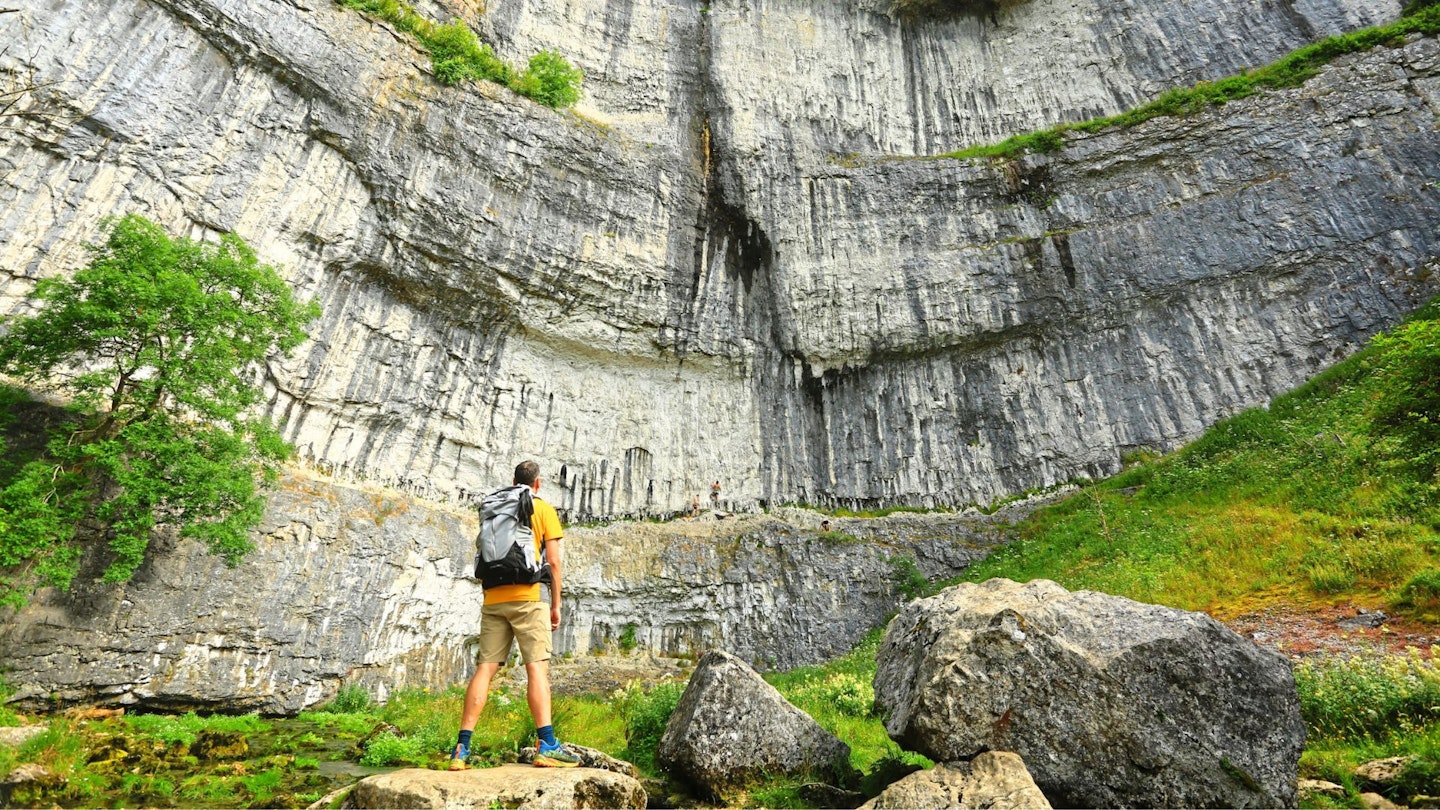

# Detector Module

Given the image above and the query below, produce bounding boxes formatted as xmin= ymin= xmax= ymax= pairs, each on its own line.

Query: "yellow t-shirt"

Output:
xmin=484 ymin=495 xmax=562 ymax=605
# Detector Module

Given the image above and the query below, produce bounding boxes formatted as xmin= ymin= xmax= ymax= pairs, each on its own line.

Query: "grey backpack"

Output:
xmin=474 ymin=485 xmax=550 ymax=588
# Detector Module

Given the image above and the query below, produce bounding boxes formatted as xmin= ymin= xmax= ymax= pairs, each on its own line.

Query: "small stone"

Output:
xmin=1356 ymin=756 xmax=1413 ymax=787
xmin=2 ymin=763 xmax=55 ymax=785
xmin=1298 ymin=778 xmax=1346 ymax=800
xmin=516 ymin=742 xmax=639 ymax=778
xmin=1359 ymin=791 xmax=1400 ymax=809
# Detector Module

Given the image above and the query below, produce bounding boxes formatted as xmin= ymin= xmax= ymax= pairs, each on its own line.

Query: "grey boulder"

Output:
xmin=658 ymin=649 xmax=852 ymax=799
xmin=874 ymin=578 xmax=1305 ymax=808
xmin=859 ymin=751 xmax=1051 ymax=810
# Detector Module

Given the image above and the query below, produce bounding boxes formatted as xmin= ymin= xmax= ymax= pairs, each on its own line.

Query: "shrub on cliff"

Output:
xmin=337 ymin=0 xmax=583 ymax=108
xmin=889 ymin=0 xmax=1028 ymax=22
xmin=513 ymin=50 xmax=585 ymax=109
xmin=0 ymin=214 xmax=319 ymax=607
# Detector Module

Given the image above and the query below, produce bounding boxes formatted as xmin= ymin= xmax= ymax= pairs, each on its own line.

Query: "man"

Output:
xmin=450 ymin=460 xmax=580 ymax=769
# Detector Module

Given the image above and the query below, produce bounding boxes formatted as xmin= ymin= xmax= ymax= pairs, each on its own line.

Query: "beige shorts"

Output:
xmin=478 ymin=601 xmax=552 ymax=665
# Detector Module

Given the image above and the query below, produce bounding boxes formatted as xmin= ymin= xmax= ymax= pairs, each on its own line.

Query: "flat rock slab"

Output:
xmin=0 ymin=726 xmax=47 ymax=747
xmin=348 ymin=764 xmax=646 ymax=809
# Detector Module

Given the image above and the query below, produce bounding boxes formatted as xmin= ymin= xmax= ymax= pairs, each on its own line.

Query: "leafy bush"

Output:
xmin=0 ymin=215 xmax=318 ymax=605
xmin=325 ymin=683 xmax=373 ymax=714
xmin=360 ymin=731 xmax=425 ymax=766
xmin=427 ymin=21 xmax=511 ymax=86
xmin=889 ymin=555 xmax=930 ymax=600
xmin=1296 ymin=651 xmax=1440 ymax=740
xmin=336 ymin=0 xmax=582 ymax=107
xmin=616 ymin=680 xmax=684 ymax=771
xmin=513 ymin=50 xmax=584 ymax=108
xmin=789 ymin=672 xmax=875 ymax=718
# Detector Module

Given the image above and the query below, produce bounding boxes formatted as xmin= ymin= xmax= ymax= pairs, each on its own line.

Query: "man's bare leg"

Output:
xmin=525 ymin=659 xmax=551 ymax=729
xmin=460 ymin=662 xmax=501 ymax=731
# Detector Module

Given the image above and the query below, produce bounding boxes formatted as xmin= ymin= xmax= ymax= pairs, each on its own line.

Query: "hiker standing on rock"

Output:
xmin=450 ymin=460 xmax=580 ymax=769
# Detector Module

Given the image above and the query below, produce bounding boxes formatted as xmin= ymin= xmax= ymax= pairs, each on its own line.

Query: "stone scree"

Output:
xmin=658 ymin=649 xmax=852 ymax=799
xmin=873 ymin=578 xmax=1305 ymax=808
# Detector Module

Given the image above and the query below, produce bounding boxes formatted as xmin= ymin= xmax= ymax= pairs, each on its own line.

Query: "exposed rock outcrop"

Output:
xmin=873 ymin=578 xmax=1305 ymax=808
xmin=0 ymin=476 xmax=997 ymax=713
xmin=347 ymin=764 xmax=646 ymax=809
xmin=859 ymin=752 xmax=1050 ymax=810
xmin=658 ymin=649 xmax=852 ymax=799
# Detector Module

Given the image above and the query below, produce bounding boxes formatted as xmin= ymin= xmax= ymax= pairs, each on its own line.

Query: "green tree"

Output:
xmin=0 ymin=214 xmax=320 ymax=607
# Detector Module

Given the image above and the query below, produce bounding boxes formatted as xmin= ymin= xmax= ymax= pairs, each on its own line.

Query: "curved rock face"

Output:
xmin=657 ymin=649 xmax=852 ymax=799
xmin=1 ymin=0 xmax=1435 ymax=518
xmin=873 ymin=578 xmax=1305 ymax=808
xmin=0 ymin=478 xmax=999 ymax=713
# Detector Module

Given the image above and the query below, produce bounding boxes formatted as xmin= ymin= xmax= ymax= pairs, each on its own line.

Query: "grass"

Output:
xmin=1297 ymin=652 xmax=1440 ymax=806
xmin=937 ymin=5 xmax=1440 ymax=161
xmin=955 ymin=299 xmax=1440 ymax=619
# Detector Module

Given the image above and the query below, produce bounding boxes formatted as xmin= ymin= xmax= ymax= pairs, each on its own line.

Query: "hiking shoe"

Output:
xmin=447 ymin=742 xmax=470 ymax=771
xmin=534 ymin=740 xmax=580 ymax=768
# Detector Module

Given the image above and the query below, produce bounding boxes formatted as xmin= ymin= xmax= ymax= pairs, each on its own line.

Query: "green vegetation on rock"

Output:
xmin=336 ymin=0 xmax=584 ymax=108
xmin=888 ymin=0 xmax=1028 ymax=23
xmin=0 ymin=215 xmax=319 ymax=607
xmin=938 ymin=6 xmax=1440 ymax=162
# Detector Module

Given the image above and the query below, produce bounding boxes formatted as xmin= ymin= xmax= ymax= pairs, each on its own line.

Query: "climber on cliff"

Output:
xmin=449 ymin=460 xmax=580 ymax=770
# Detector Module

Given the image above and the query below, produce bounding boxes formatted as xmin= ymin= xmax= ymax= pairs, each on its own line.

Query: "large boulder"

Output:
xmin=347 ymin=764 xmax=646 ymax=809
xmin=658 ymin=649 xmax=852 ymax=799
xmin=874 ymin=579 xmax=1305 ymax=808
xmin=859 ymin=752 xmax=1051 ymax=810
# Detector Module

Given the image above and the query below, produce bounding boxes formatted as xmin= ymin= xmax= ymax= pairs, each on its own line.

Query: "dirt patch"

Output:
xmin=1225 ymin=602 xmax=1440 ymax=660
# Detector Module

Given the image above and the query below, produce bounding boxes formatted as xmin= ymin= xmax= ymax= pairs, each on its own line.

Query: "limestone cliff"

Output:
xmin=0 ymin=474 xmax=1005 ymax=713
xmin=2 ymin=0 xmax=1433 ymax=517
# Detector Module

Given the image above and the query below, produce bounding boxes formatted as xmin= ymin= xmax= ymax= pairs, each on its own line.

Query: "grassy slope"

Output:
xmin=958 ymin=300 xmax=1440 ymax=620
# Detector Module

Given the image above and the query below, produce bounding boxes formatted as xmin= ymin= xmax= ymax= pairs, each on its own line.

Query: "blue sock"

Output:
xmin=457 ymin=729 xmax=473 ymax=750
xmin=537 ymin=725 xmax=557 ymax=747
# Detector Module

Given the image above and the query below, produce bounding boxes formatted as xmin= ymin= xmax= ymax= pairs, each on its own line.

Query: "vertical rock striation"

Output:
xmin=1 ymin=0 xmax=1435 ymax=517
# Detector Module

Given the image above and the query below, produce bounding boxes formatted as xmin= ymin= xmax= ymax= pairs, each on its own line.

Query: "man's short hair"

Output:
xmin=514 ymin=461 xmax=540 ymax=487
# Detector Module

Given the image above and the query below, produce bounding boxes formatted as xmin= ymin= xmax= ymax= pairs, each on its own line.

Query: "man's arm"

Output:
xmin=545 ymin=538 xmax=563 ymax=630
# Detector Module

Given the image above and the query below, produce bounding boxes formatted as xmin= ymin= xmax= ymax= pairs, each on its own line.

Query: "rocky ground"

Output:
xmin=1226 ymin=603 xmax=1440 ymax=660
